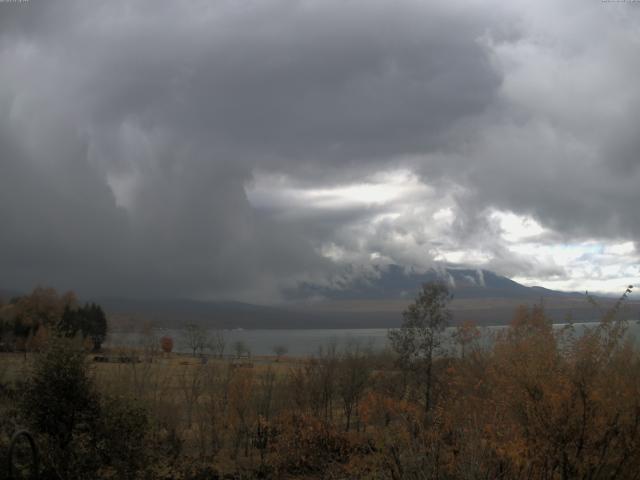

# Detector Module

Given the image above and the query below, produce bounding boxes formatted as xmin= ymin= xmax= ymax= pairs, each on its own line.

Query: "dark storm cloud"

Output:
xmin=3 ymin=0 xmax=637 ymax=299
xmin=456 ymin=1 xmax=640 ymax=244
xmin=0 ymin=0 xmax=506 ymax=299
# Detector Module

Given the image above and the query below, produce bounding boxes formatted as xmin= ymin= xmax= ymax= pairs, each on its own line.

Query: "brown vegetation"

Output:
xmin=1 ymin=285 xmax=639 ymax=479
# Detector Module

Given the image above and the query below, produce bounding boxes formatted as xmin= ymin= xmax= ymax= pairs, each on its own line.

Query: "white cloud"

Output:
xmin=490 ymin=210 xmax=546 ymax=242
xmin=247 ymin=169 xmax=428 ymax=212
xmin=248 ymin=168 xmax=640 ymax=294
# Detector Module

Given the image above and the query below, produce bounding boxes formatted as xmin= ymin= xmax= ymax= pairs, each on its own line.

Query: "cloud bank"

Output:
xmin=1 ymin=0 xmax=638 ymax=300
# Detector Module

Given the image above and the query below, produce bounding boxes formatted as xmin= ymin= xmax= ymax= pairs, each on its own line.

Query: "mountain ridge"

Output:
xmin=288 ymin=265 xmax=585 ymax=301
xmin=4 ymin=269 xmax=636 ymax=329
xmin=99 ymin=267 xmax=635 ymax=329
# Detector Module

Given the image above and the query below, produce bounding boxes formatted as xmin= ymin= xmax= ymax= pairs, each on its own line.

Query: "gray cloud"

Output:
xmin=0 ymin=0 xmax=638 ymax=300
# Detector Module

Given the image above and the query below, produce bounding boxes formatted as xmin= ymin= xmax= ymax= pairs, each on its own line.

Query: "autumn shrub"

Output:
xmin=464 ymin=300 xmax=640 ymax=479
xmin=161 ymin=335 xmax=174 ymax=354
xmin=266 ymin=413 xmax=354 ymax=476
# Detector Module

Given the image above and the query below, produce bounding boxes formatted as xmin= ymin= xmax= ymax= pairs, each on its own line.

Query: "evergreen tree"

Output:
xmin=85 ymin=303 xmax=107 ymax=351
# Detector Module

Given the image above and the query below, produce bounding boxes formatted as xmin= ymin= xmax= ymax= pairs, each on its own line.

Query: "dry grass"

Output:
xmin=0 ymin=348 xmax=307 ymax=474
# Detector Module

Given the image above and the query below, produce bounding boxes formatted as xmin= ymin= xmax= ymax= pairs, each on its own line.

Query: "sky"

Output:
xmin=0 ymin=0 xmax=639 ymax=302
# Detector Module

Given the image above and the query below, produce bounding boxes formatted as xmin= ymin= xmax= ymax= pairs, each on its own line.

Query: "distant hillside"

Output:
xmin=99 ymin=268 xmax=638 ymax=330
xmin=100 ymin=297 xmax=314 ymax=330
xmin=4 ymin=269 xmax=636 ymax=329
xmin=288 ymin=265 xmax=583 ymax=301
xmin=101 ymin=294 xmax=639 ymax=331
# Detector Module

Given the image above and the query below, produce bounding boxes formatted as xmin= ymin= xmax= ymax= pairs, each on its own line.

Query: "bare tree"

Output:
xmin=272 ymin=344 xmax=288 ymax=361
xmin=254 ymin=367 xmax=277 ymax=463
xmin=228 ymin=369 xmax=254 ymax=459
xmin=452 ymin=320 xmax=481 ymax=359
xmin=183 ymin=323 xmax=208 ymax=357
xmin=196 ymin=362 xmax=225 ymax=457
xmin=305 ymin=341 xmax=338 ymax=423
xmin=233 ymin=340 xmax=249 ymax=359
xmin=139 ymin=322 xmax=160 ymax=361
xmin=209 ymin=329 xmax=226 ymax=358
xmin=338 ymin=340 xmax=371 ymax=431
xmin=177 ymin=363 xmax=205 ymax=428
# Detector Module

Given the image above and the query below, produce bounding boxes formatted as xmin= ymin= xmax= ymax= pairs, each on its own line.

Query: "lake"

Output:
xmin=106 ymin=320 xmax=640 ymax=357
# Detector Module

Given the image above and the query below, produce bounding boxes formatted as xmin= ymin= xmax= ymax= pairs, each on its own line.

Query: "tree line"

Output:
xmin=0 ymin=287 xmax=107 ymax=353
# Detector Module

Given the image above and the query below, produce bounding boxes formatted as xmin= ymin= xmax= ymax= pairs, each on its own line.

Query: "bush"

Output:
xmin=266 ymin=414 xmax=353 ymax=476
xmin=160 ymin=335 xmax=174 ymax=354
xmin=20 ymin=335 xmax=99 ymax=479
xmin=95 ymin=396 xmax=150 ymax=479
xmin=19 ymin=334 xmax=150 ymax=479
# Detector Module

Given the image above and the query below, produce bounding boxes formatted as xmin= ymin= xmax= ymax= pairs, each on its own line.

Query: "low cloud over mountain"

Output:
xmin=288 ymin=265 xmax=582 ymax=301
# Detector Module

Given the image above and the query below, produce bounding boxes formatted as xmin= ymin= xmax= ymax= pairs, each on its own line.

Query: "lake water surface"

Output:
xmin=106 ymin=321 xmax=640 ymax=357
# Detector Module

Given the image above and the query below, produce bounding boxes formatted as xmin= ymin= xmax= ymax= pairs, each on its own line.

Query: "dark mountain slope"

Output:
xmin=99 ymin=268 xmax=634 ymax=329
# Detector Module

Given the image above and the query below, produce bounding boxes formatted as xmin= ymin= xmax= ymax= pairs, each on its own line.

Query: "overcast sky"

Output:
xmin=1 ymin=0 xmax=639 ymax=301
